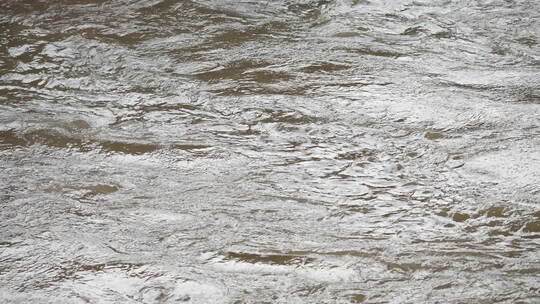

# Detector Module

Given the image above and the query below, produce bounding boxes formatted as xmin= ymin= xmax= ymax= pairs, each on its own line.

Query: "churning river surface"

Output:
xmin=1 ymin=0 xmax=539 ymax=303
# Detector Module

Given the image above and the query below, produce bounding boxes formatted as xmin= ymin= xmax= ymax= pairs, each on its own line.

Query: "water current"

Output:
xmin=1 ymin=0 xmax=539 ymax=303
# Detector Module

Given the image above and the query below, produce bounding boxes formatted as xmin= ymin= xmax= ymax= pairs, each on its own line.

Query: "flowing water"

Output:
xmin=1 ymin=0 xmax=540 ymax=303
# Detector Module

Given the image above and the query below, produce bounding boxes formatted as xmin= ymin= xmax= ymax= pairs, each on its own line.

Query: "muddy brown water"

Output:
xmin=1 ymin=0 xmax=539 ymax=303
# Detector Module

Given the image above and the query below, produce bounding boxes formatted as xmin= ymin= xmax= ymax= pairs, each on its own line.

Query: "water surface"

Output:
xmin=1 ymin=0 xmax=539 ymax=303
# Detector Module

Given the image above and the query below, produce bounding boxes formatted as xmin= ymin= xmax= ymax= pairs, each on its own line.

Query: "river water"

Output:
xmin=1 ymin=0 xmax=539 ymax=303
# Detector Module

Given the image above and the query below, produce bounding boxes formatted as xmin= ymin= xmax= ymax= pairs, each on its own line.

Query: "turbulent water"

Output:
xmin=1 ymin=0 xmax=539 ymax=303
